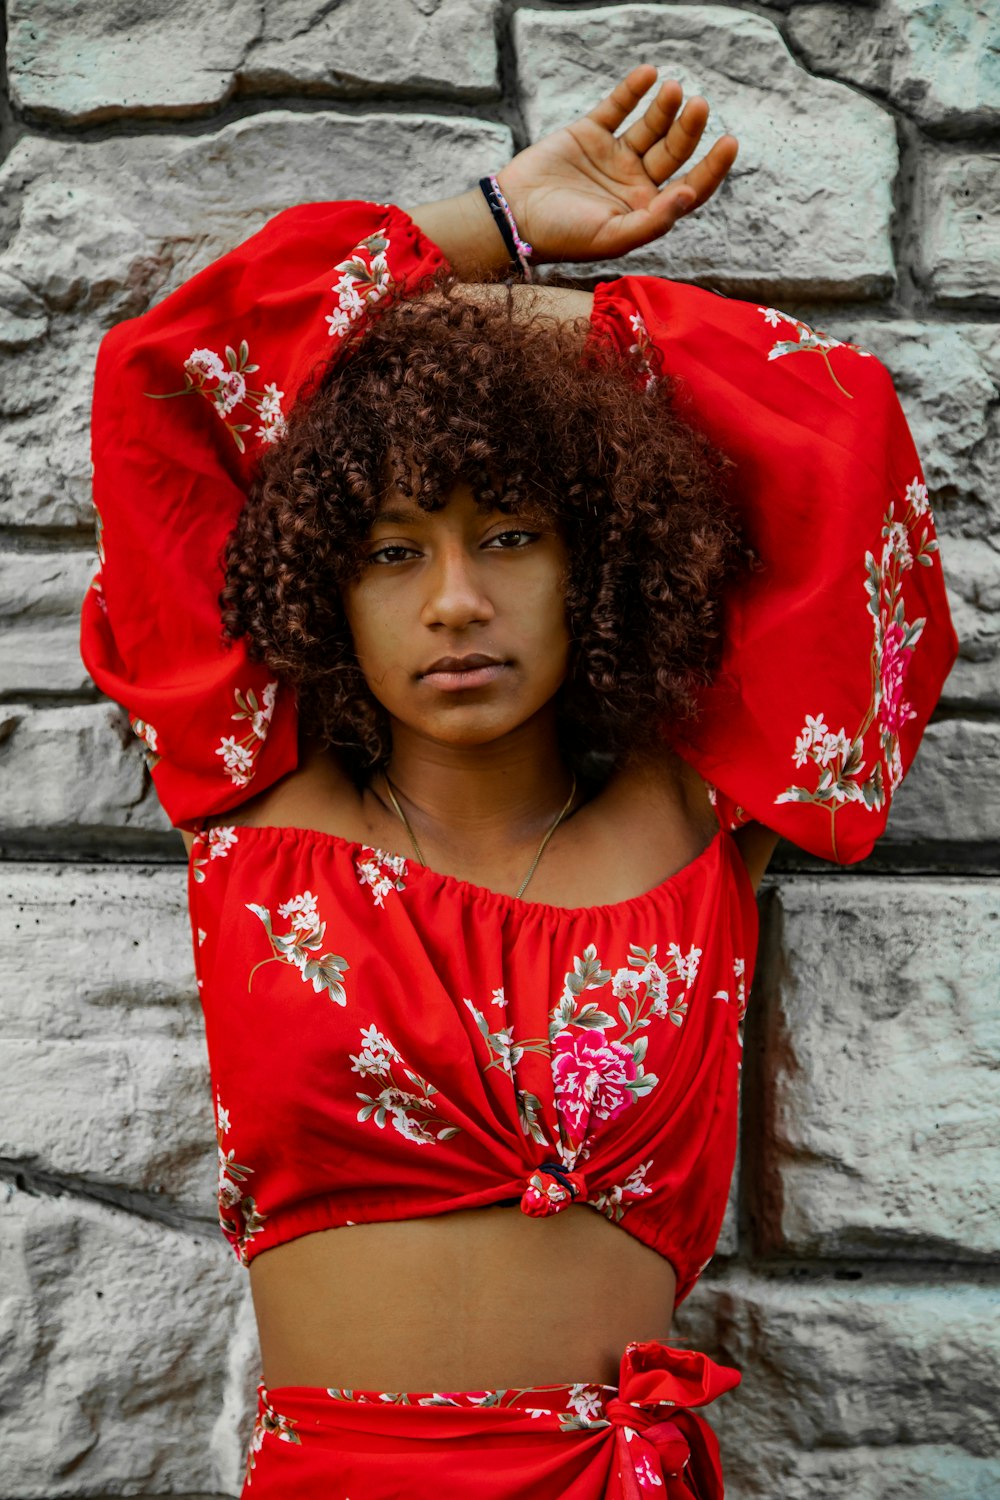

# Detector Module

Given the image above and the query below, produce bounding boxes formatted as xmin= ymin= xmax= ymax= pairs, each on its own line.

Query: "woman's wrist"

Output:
xmin=405 ymin=184 xmax=536 ymax=280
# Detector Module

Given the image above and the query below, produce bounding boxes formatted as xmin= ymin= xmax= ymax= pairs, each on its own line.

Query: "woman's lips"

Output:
xmin=420 ymin=663 xmax=508 ymax=692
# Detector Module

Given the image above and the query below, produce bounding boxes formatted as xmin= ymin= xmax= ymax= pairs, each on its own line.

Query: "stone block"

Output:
xmin=0 ymin=863 xmax=212 ymax=1213
xmin=0 ymin=110 xmax=512 ymax=530
xmin=887 ymin=719 xmax=1000 ymax=846
xmin=0 ymin=1186 xmax=252 ymax=1496
xmin=515 ymin=5 xmax=897 ymax=298
xmin=0 ymin=703 xmax=173 ymax=840
xmin=7 ymin=0 xmax=500 ymax=124
xmin=747 ymin=877 xmax=1000 ymax=1259
xmin=816 ymin=317 xmax=999 ymax=535
xmin=786 ymin=0 xmax=1000 ymax=135
xmin=675 ymin=1271 xmax=1000 ymax=1499
xmin=0 ymin=549 xmax=97 ymax=695
xmin=919 ymin=152 xmax=1000 ymax=309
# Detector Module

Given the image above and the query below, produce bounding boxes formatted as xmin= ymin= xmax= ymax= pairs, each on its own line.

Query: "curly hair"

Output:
xmin=220 ymin=266 xmax=750 ymax=783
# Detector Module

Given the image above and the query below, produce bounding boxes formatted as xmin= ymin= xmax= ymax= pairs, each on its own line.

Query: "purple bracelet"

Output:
xmin=478 ymin=174 xmax=534 ymax=281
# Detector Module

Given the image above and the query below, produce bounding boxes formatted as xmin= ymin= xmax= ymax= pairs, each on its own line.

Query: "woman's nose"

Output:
xmin=420 ymin=544 xmax=495 ymax=629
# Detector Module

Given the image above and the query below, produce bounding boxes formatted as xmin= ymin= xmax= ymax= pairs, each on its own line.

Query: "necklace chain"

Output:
xmin=380 ymin=769 xmax=577 ymax=901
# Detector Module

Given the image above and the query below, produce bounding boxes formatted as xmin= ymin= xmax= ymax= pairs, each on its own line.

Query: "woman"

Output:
xmin=80 ymin=64 xmax=957 ymax=1499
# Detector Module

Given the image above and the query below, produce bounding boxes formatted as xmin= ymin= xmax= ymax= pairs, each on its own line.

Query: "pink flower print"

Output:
xmin=551 ymin=1028 xmax=637 ymax=1141
xmin=878 ymin=622 xmax=917 ymax=735
xmin=216 ymin=369 xmax=247 ymax=416
xmin=185 ymin=347 xmax=226 ymax=383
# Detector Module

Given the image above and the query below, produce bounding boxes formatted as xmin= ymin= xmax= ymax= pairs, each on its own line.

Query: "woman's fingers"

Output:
xmin=585 ymin=63 xmax=660 ymax=133
xmin=669 ymin=134 xmax=740 ymax=212
xmin=619 ymin=77 xmax=684 ymax=157
xmin=640 ymin=95 xmax=712 ymax=184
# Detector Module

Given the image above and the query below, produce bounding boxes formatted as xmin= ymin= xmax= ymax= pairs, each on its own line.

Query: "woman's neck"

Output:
xmin=378 ymin=709 xmax=575 ymax=856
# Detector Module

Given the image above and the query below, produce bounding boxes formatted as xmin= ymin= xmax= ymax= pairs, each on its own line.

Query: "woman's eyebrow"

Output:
xmin=372 ymin=505 xmax=424 ymax=525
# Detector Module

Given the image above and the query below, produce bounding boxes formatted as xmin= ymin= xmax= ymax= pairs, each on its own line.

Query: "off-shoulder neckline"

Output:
xmin=194 ymin=820 xmax=756 ymax=921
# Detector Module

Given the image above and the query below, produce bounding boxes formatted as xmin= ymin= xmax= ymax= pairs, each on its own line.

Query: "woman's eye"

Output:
xmin=368 ymin=544 xmax=417 ymax=564
xmin=487 ymin=529 xmax=540 ymax=549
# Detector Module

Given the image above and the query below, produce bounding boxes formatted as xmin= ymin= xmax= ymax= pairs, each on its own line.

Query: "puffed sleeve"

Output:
xmin=590 ymin=276 xmax=959 ymax=864
xmin=80 ymin=201 xmax=449 ymax=831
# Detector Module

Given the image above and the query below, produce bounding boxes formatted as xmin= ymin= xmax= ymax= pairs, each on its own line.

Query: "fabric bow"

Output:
xmin=603 ymin=1342 xmax=741 ymax=1499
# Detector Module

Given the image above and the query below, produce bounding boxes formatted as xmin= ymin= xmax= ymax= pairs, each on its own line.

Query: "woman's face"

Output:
xmin=341 ymin=477 xmax=572 ymax=751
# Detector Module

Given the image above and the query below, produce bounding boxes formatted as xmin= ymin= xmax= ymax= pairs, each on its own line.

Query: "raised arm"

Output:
xmin=406 ymin=65 xmax=737 ymax=278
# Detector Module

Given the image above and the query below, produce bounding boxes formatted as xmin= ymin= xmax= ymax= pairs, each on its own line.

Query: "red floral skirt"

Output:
xmin=240 ymin=1341 xmax=740 ymax=1499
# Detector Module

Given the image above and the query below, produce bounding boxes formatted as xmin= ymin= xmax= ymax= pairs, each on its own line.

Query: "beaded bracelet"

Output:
xmin=478 ymin=174 xmax=534 ymax=281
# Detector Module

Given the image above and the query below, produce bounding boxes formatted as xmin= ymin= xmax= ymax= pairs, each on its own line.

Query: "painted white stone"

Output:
xmin=786 ymin=0 xmax=1000 ymax=134
xmin=887 ymin=718 xmax=1000 ymax=845
xmin=0 ymin=703 xmax=172 ymax=836
xmin=750 ymin=878 xmax=1000 ymax=1257
xmin=676 ymin=1272 xmax=1000 ymax=1498
xmin=0 ymin=1186 xmax=252 ymax=1495
xmin=0 ymin=110 xmax=512 ymax=530
xmin=514 ymin=5 xmax=898 ymax=297
xmin=0 ymin=864 xmax=192 ymax=1038
xmin=0 ymin=549 xmax=97 ymax=694
xmin=7 ymin=0 xmax=500 ymax=124
xmin=919 ymin=152 xmax=1000 ymax=308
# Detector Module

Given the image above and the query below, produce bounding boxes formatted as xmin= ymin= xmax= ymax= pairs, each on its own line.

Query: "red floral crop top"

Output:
xmin=80 ymin=199 xmax=957 ymax=1303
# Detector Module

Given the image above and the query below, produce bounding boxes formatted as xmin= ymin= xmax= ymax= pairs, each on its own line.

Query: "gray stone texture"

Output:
xmin=0 ymin=110 xmax=512 ymax=534
xmin=918 ymin=152 xmax=1000 ymax=309
xmin=676 ymin=1273 xmax=1000 ymax=1499
xmin=1 ymin=0 xmax=998 ymax=1495
xmin=748 ymin=879 xmax=1000 ymax=1259
xmin=785 ymin=1 xmax=1000 ymax=135
xmin=515 ymin=5 xmax=898 ymax=297
xmin=6 ymin=0 xmax=502 ymax=123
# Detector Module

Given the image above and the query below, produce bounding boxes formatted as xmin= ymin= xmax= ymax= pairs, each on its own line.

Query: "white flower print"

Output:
xmin=214 ymin=682 xmax=279 ymax=790
xmin=129 ymin=715 xmax=161 ymax=775
xmin=906 ymin=478 xmax=930 ymax=516
xmin=756 ymin=305 xmax=871 ymax=398
xmin=355 ymin=846 xmax=408 ymax=907
xmin=215 ymin=1096 xmax=266 ymax=1266
xmin=151 ymin=340 xmax=288 ymax=455
xmin=326 ymin=231 xmax=395 ymax=340
xmin=246 ymin=891 xmax=349 ymax=1003
xmin=568 ymin=1385 xmax=604 ymax=1423
xmin=491 ymin=986 xmax=506 ymax=1008
xmin=354 ymin=1026 xmax=461 ymax=1145
xmin=627 ymin=310 xmax=659 ymax=392
xmin=589 ymin=1159 xmax=656 ymax=1224
xmin=191 ymin=825 xmax=239 ymax=883
xmin=634 ymin=1452 xmax=664 ymax=1489
xmin=776 ymin=475 xmax=939 ymax=844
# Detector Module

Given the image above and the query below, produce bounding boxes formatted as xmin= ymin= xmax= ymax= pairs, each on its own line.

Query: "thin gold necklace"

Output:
xmin=380 ymin=769 xmax=577 ymax=901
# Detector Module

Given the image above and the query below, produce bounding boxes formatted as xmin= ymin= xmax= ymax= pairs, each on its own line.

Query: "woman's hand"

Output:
xmin=496 ymin=65 xmax=738 ymax=265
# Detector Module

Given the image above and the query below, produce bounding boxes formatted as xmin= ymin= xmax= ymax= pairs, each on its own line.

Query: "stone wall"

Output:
xmin=1 ymin=1 xmax=997 ymax=1495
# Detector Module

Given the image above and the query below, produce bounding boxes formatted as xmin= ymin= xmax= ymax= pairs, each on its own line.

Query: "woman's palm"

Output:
xmin=498 ymin=66 xmax=738 ymax=264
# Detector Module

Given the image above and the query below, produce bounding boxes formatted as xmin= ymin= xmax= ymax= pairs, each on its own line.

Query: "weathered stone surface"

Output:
xmin=515 ymin=6 xmax=898 ymax=297
xmin=0 ymin=703 xmax=172 ymax=838
xmin=0 ymin=110 xmax=512 ymax=530
xmin=0 ymin=864 xmax=211 ymax=1212
xmin=786 ymin=0 xmax=1000 ymax=135
xmin=934 ymin=537 xmax=1000 ymax=710
xmin=885 ymin=718 xmax=1000 ymax=846
xmin=676 ymin=1272 xmax=1000 ymax=1498
xmin=6 ymin=0 xmax=500 ymax=124
xmin=0 ymin=549 xmax=97 ymax=694
xmin=817 ymin=317 xmax=999 ymax=532
xmin=918 ymin=152 xmax=1000 ymax=308
xmin=0 ymin=864 xmax=192 ymax=1039
xmin=0 ymin=1186 xmax=251 ymax=1495
xmin=747 ymin=878 xmax=999 ymax=1258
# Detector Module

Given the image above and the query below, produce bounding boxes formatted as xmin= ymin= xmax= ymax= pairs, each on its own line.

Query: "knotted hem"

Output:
xmin=241 ymin=1340 xmax=740 ymax=1498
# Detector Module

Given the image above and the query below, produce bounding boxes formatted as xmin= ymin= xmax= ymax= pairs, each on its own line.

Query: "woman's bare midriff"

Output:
xmin=250 ymin=1205 xmax=677 ymax=1391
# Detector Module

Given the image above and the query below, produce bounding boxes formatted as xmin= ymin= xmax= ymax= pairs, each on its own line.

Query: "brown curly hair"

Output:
xmin=220 ymin=266 xmax=749 ymax=783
